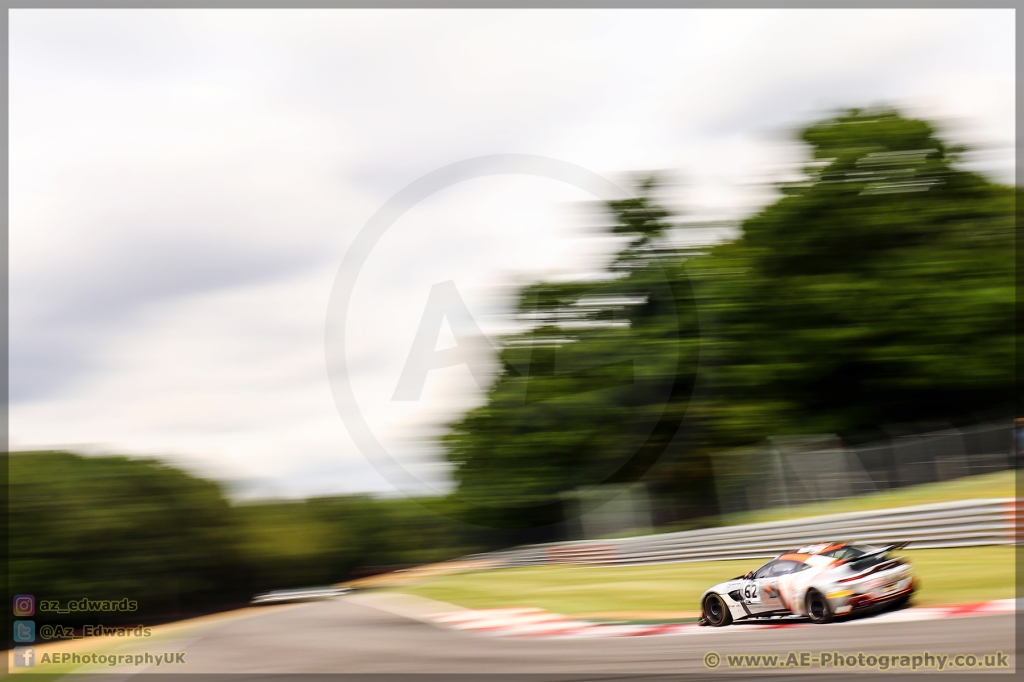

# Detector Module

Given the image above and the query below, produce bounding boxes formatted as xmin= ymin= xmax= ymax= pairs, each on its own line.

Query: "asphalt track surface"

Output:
xmin=44 ymin=594 xmax=1016 ymax=678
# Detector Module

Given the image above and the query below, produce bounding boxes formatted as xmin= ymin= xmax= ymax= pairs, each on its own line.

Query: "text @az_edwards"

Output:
xmin=39 ymin=598 xmax=137 ymax=614
xmin=39 ymin=623 xmax=152 ymax=639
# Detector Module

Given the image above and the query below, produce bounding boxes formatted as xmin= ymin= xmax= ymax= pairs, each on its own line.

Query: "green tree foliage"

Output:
xmin=445 ymin=179 xmax=703 ymax=536
xmin=696 ymin=108 xmax=1014 ymax=444
xmin=10 ymin=452 xmax=242 ymax=620
xmin=9 ymin=451 xmax=472 ymax=625
xmin=445 ymin=108 xmax=1014 ymax=533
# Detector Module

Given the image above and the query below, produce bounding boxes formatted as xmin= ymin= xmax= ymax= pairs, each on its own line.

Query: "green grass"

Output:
xmin=393 ymin=546 xmax=1014 ymax=616
xmin=709 ymin=469 xmax=1015 ymax=530
xmin=394 ymin=473 xmax=1017 ymax=617
xmin=903 ymin=546 xmax=1016 ymax=607
xmin=400 ymin=560 xmax=750 ymax=615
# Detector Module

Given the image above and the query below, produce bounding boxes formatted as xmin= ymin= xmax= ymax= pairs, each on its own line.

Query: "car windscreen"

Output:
xmin=767 ymin=560 xmax=802 ymax=576
xmin=822 ymin=546 xmax=868 ymax=560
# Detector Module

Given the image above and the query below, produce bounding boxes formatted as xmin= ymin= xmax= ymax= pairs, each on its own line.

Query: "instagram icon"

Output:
xmin=13 ymin=595 xmax=35 ymax=617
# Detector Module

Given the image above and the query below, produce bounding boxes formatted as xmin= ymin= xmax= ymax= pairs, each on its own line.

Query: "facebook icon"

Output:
xmin=14 ymin=647 xmax=35 ymax=668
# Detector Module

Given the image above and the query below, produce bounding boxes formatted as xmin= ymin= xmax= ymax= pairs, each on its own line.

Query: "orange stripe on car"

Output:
xmin=778 ymin=553 xmax=813 ymax=562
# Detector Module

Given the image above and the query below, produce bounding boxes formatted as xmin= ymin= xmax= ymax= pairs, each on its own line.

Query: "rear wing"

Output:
xmin=847 ymin=541 xmax=910 ymax=567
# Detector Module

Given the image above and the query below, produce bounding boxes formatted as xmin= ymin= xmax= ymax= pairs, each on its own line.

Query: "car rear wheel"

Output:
xmin=703 ymin=593 xmax=732 ymax=627
xmin=805 ymin=589 xmax=833 ymax=624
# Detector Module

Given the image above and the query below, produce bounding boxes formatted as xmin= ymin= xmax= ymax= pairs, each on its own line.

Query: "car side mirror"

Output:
xmin=744 ymin=571 xmax=753 ymax=580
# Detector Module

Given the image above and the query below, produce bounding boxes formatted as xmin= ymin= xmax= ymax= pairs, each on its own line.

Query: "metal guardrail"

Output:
xmin=250 ymin=586 xmax=351 ymax=605
xmin=470 ymin=498 xmax=1019 ymax=568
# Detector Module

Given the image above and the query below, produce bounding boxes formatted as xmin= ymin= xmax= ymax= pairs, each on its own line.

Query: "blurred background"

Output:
xmin=7 ymin=8 xmax=1015 ymax=630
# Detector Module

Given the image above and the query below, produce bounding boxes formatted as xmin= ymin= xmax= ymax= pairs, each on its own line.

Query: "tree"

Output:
xmin=697 ymin=108 xmax=1014 ymax=445
xmin=444 ymin=179 xmax=702 ymax=537
xmin=444 ymin=108 xmax=1015 ymax=536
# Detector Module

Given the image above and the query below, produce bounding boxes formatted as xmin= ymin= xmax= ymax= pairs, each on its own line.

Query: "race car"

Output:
xmin=699 ymin=541 xmax=915 ymax=626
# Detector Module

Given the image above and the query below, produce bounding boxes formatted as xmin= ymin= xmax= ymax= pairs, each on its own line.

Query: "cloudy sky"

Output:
xmin=9 ymin=9 xmax=1015 ymax=498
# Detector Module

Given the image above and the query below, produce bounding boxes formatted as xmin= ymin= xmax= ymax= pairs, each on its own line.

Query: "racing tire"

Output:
xmin=805 ymin=589 xmax=833 ymax=624
xmin=702 ymin=593 xmax=732 ymax=627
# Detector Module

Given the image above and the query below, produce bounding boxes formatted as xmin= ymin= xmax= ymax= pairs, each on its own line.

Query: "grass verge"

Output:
xmin=392 ymin=546 xmax=1014 ymax=618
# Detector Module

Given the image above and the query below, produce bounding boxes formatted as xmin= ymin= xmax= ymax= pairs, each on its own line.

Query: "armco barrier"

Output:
xmin=468 ymin=498 xmax=1018 ymax=568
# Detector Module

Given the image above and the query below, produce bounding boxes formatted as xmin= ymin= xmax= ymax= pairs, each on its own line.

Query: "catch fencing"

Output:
xmin=713 ymin=421 xmax=1014 ymax=515
xmin=467 ymin=497 xmax=1019 ymax=568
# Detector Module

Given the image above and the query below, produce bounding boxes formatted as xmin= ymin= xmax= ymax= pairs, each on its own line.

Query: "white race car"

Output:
xmin=699 ymin=541 xmax=915 ymax=626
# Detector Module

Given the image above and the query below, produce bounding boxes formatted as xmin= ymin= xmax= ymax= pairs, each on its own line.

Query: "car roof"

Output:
xmin=796 ymin=542 xmax=846 ymax=555
xmin=773 ymin=542 xmax=857 ymax=563
xmin=775 ymin=553 xmax=814 ymax=562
